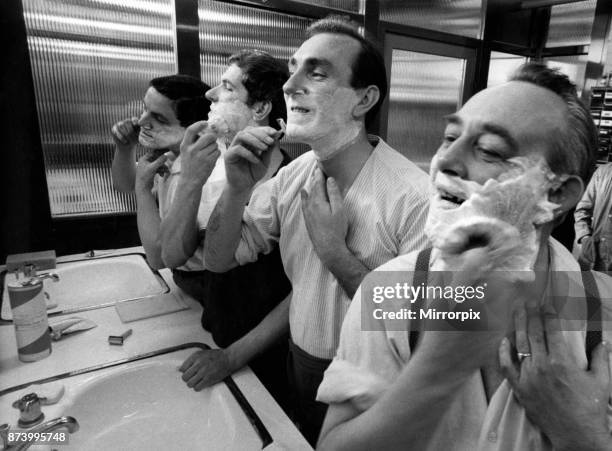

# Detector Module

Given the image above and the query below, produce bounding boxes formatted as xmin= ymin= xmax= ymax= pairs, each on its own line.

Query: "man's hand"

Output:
xmin=179 ymin=349 xmax=236 ymax=391
xmin=179 ymin=121 xmax=221 ymax=187
xmin=577 ymin=235 xmax=596 ymax=270
xmin=135 ymin=152 xmax=167 ymax=192
xmin=416 ymin=247 xmax=521 ymax=371
xmin=301 ymin=168 xmax=349 ymax=265
xmin=499 ymin=307 xmax=612 ymax=451
xmin=111 ymin=117 xmax=139 ymax=150
xmin=225 ymin=126 xmax=277 ymax=193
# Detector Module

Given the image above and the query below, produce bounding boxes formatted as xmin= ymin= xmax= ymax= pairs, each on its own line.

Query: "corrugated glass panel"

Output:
xmin=22 ymin=0 xmax=176 ymax=217
xmin=198 ymin=0 xmax=312 ymax=158
xmin=381 ymin=0 xmax=483 ymax=39
xmin=387 ymin=49 xmax=466 ymax=172
xmin=291 ymin=0 xmax=363 ymax=13
xmin=487 ymin=51 xmax=527 ymax=87
xmin=546 ymin=0 xmax=596 ymax=48
xmin=544 ymin=54 xmax=589 ymax=96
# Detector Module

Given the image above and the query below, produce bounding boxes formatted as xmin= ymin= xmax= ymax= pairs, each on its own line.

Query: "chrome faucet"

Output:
xmin=0 ymin=416 xmax=79 ymax=451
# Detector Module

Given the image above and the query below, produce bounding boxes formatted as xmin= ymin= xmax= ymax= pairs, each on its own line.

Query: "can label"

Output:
xmin=8 ymin=282 xmax=51 ymax=362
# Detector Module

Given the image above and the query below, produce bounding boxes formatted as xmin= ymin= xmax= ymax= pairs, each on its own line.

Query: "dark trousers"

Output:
xmin=172 ymin=269 xmax=206 ymax=302
xmin=287 ymin=339 xmax=332 ymax=447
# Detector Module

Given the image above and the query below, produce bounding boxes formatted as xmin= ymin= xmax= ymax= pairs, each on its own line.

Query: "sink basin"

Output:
xmin=1 ymin=253 xmax=169 ymax=320
xmin=0 ymin=344 xmax=270 ymax=450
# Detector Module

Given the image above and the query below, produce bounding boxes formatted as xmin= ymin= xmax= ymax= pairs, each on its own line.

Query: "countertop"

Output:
xmin=0 ymin=247 xmax=311 ymax=450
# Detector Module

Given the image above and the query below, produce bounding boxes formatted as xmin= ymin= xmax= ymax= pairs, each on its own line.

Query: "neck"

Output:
xmin=315 ymin=128 xmax=373 ymax=196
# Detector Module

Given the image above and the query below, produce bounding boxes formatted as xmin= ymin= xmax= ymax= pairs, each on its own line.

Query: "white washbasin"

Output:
xmin=0 ymin=347 xmax=267 ymax=450
xmin=2 ymin=253 xmax=168 ymax=320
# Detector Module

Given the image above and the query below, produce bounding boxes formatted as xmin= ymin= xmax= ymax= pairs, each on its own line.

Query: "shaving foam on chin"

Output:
xmin=427 ymin=155 xmax=561 ymax=275
xmin=207 ymin=100 xmax=255 ymax=144
xmin=311 ymin=122 xmax=361 ymax=161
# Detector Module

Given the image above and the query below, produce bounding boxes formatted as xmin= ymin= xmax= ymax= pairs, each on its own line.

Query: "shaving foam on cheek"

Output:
xmin=208 ymin=100 xmax=255 ymax=142
xmin=427 ymin=155 xmax=561 ymax=275
xmin=139 ymin=125 xmax=185 ymax=150
xmin=287 ymin=87 xmax=363 ymax=159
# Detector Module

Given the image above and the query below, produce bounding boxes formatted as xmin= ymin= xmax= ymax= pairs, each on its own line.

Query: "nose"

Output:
xmin=137 ymin=111 xmax=152 ymax=129
xmin=283 ymin=70 xmax=305 ymax=97
xmin=434 ymin=138 xmax=468 ymax=179
xmin=205 ymin=86 xmax=218 ymax=102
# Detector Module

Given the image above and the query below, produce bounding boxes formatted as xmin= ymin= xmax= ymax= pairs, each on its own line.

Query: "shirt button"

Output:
xmin=488 ymin=431 xmax=498 ymax=442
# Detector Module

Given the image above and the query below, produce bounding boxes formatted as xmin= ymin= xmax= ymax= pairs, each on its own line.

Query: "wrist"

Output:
xmin=320 ymin=240 xmax=351 ymax=268
xmin=135 ymin=181 xmax=154 ymax=195
xmin=177 ymin=174 xmax=207 ymax=192
xmin=224 ymin=343 xmax=247 ymax=372
xmin=225 ymin=184 xmax=253 ymax=203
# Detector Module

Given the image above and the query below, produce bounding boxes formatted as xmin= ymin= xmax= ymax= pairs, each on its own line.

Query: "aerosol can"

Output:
xmin=8 ymin=272 xmax=59 ymax=362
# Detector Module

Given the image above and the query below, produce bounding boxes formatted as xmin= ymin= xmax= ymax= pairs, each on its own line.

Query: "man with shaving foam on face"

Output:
xmin=203 ymin=17 xmax=429 ymax=444
xmin=316 ymin=63 xmax=612 ymax=451
xmin=151 ymin=52 xmax=293 ymax=411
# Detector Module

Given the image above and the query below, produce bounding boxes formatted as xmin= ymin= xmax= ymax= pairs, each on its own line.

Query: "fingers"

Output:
xmin=327 ymin=177 xmax=343 ymax=214
xmin=232 ymin=145 xmax=261 ymax=165
xmin=183 ymin=121 xmax=209 ymax=147
xmin=179 ymin=351 xmax=200 ymax=372
xmin=590 ymin=341 xmax=611 ymax=387
xmin=514 ymin=307 xmax=530 ymax=356
xmin=112 ymin=118 xmax=138 ymax=144
xmin=526 ymin=307 xmax=547 ymax=358
xmin=541 ymin=307 xmax=565 ymax=357
xmin=499 ymin=336 xmax=520 ymax=386
xmin=310 ymin=168 xmax=330 ymax=204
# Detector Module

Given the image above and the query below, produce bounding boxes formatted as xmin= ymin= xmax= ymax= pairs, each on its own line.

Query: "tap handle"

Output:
xmin=20 ymin=272 xmax=60 ymax=287
xmin=0 ymin=424 xmax=9 ymax=450
xmin=21 ymin=264 xmax=37 ymax=278
xmin=12 ymin=393 xmax=44 ymax=427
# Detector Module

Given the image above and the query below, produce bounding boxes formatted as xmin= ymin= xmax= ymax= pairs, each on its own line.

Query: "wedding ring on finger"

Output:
xmin=517 ymin=352 xmax=531 ymax=362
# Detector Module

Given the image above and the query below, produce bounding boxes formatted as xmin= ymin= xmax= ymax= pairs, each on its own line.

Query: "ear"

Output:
xmin=548 ymin=175 xmax=584 ymax=217
xmin=352 ymin=85 xmax=380 ymax=120
xmin=251 ymin=100 xmax=272 ymax=123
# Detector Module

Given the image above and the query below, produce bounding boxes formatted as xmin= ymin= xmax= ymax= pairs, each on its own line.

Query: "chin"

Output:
xmin=285 ymin=123 xmax=309 ymax=142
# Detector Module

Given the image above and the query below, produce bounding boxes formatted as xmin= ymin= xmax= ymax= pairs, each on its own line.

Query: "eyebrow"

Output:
xmin=288 ymin=56 xmax=333 ymax=71
xmin=443 ymin=113 xmax=519 ymax=151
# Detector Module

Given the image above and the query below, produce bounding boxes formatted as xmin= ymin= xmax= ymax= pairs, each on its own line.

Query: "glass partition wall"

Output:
xmin=22 ymin=0 xmax=176 ymax=217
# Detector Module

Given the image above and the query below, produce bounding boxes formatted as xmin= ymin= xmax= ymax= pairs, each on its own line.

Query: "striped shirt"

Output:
xmin=236 ymin=137 xmax=430 ymax=359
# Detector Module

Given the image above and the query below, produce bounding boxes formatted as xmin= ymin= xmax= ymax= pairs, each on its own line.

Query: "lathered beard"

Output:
xmin=208 ymin=100 xmax=255 ymax=144
xmin=426 ymin=155 xmax=561 ymax=276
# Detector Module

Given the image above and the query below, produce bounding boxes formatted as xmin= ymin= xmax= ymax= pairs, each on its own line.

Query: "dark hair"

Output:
xmin=509 ymin=62 xmax=597 ymax=182
xmin=306 ymin=16 xmax=387 ymax=130
xmin=149 ymin=74 xmax=211 ymax=127
xmin=228 ymin=50 xmax=289 ymax=130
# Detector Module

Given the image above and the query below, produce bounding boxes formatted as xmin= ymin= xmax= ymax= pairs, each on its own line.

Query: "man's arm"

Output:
xmin=318 ymin=334 xmax=480 ymax=450
xmin=574 ymin=168 xmax=599 ymax=244
xmin=318 ymin=249 xmax=518 ymax=450
xmin=204 ymin=126 xmax=278 ymax=272
xmin=301 ymin=169 xmax=369 ymax=298
xmin=179 ymin=294 xmax=290 ymax=390
xmin=160 ymin=122 xmax=220 ymax=268
xmin=111 ymin=117 xmax=139 ymax=192
xmin=135 ymin=153 xmax=168 ymax=270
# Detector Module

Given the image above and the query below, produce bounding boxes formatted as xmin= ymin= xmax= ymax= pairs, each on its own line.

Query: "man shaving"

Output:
xmin=109 ymin=75 xmax=211 ymax=271
xmin=316 ymin=63 xmax=612 ymax=451
xmin=203 ymin=17 xmax=429 ymax=444
xmin=154 ymin=51 xmax=292 ymax=410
